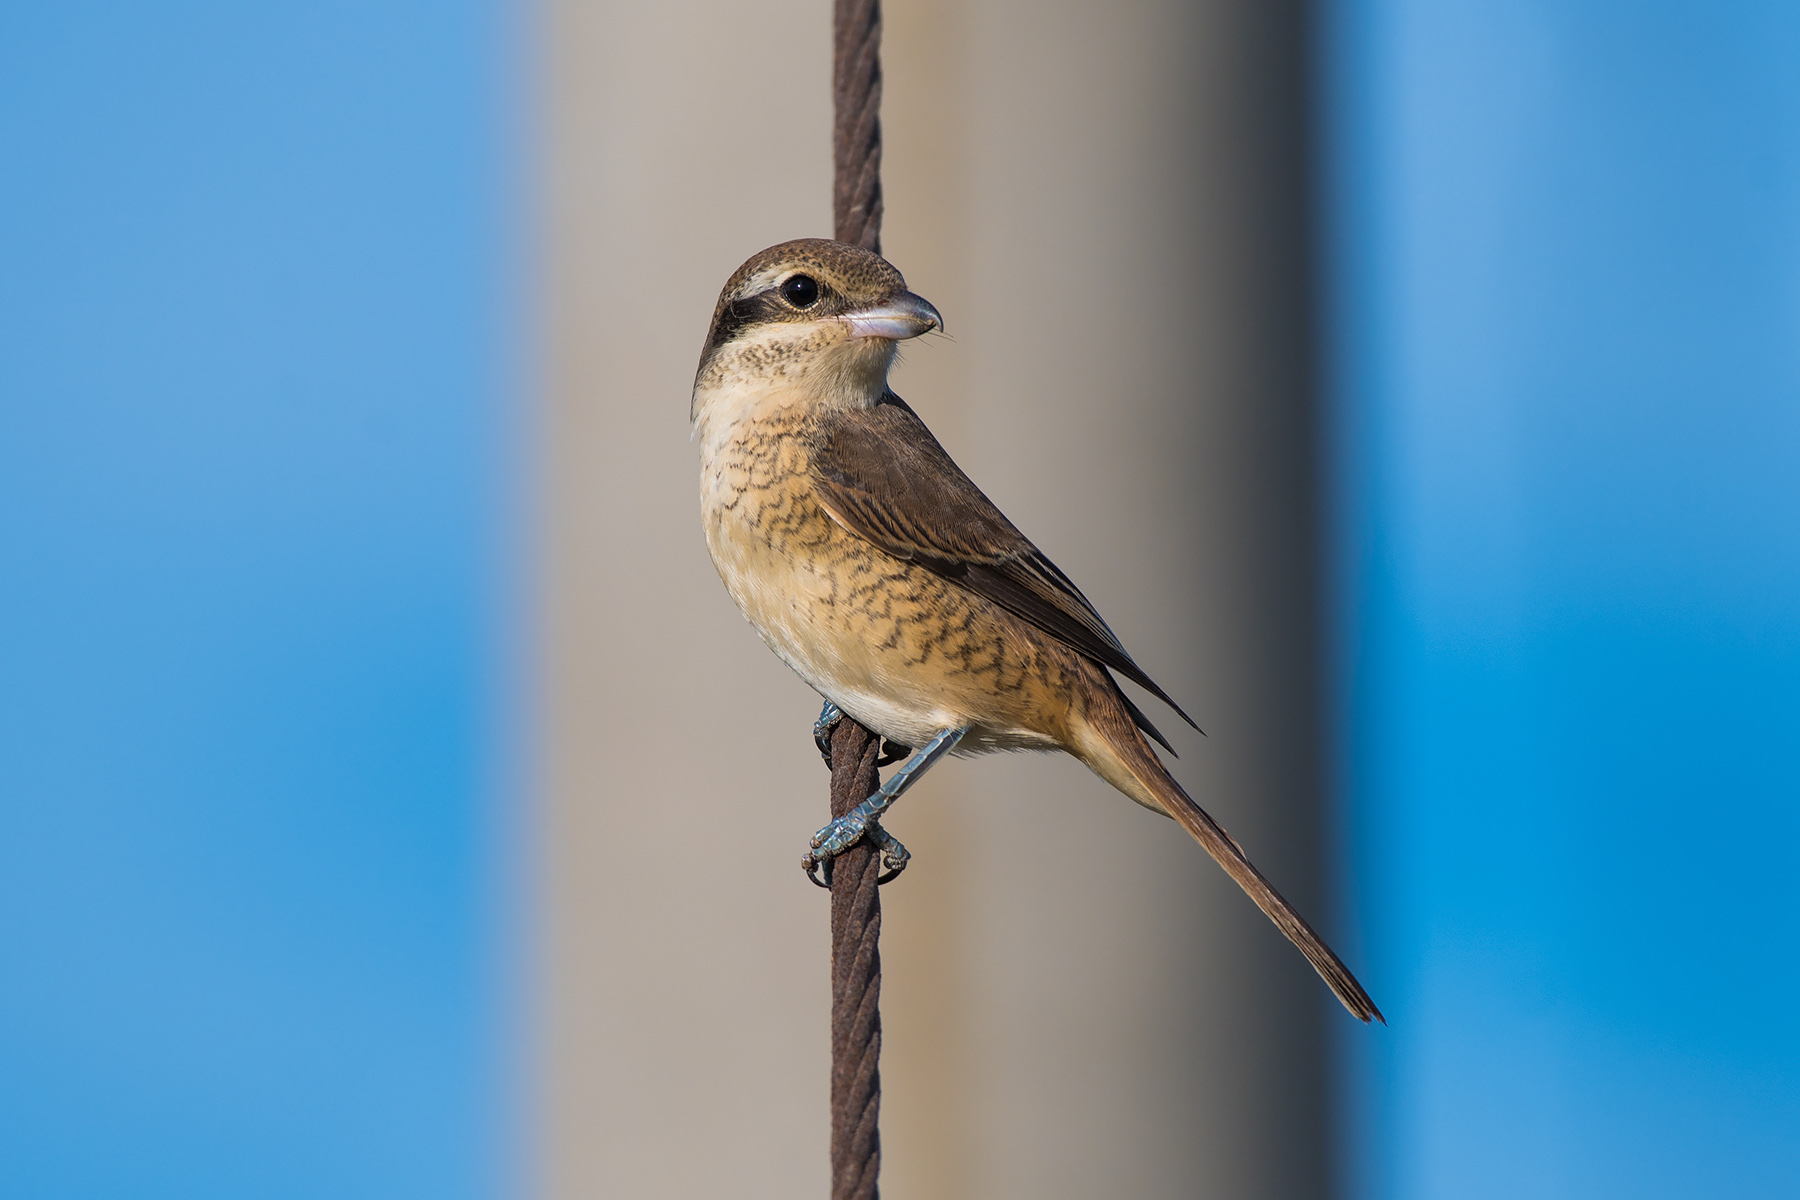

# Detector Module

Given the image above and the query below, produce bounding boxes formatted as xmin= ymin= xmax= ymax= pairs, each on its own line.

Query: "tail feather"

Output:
xmin=1073 ymin=674 xmax=1384 ymax=1024
xmin=1156 ymin=764 xmax=1382 ymax=1024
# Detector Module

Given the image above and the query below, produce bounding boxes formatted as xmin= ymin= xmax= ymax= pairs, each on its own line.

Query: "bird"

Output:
xmin=692 ymin=237 xmax=1381 ymax=1023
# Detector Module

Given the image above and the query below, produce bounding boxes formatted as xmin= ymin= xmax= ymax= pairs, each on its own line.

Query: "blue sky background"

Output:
xmin=0 ymin=4 xmax=514 ymax=1197
xmin=1325 ymin=3 xmax=1800 ymax=1196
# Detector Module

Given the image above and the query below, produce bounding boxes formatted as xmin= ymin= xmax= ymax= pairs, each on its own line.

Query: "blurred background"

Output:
xmin=2 ymin=2 xmax=1796 ymax=1198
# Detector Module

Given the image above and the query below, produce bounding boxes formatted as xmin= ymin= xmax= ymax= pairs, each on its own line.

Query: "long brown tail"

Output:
xmin=1072 ymin=675 xmax=1384 ymax=1024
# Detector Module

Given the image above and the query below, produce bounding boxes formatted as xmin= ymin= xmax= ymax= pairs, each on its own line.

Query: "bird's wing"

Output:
xmin=810 ymin=394 xmax=1199 ymax=741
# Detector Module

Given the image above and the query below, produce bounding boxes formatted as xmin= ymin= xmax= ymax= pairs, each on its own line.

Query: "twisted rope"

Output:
xmin=826 ymin=719 xmax=883 ymax=1200
xmin=827 ymin=5 xmax=884 ymax=1197
xmin=833 ymin=0 xmax=883 ymax=255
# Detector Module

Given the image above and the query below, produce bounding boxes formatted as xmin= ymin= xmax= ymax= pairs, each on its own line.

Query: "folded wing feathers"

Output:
xmin=812 ymin=398 xmax=1200 ymax=738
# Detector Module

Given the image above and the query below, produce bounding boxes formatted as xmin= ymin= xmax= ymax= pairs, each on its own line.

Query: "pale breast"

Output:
xmin=699 ymin=414 xmax=1073 ymax=751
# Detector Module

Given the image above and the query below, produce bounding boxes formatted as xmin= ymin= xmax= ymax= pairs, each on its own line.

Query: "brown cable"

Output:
xmin=828 ymin=5 xmax=885 ymax=1196
xmin=833 ymin=0 xmax=883 ymax=257
xmin=826 ymin=718 xmax=884 ymax=1200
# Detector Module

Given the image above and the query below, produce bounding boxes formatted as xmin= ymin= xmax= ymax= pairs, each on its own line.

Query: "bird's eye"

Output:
xmin=781 ymin=274 xmax=821 ymax=308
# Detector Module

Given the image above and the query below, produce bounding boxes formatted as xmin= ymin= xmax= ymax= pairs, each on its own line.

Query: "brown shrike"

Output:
xmin=693 ymin=238 xmax=1380 ymax=1022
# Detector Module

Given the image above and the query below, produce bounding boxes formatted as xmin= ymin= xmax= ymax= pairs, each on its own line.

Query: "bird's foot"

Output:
xmin=814 ymin=700 xmax=908 ymax=769
xmin=867 ymin=823 xmax=911 ymax=880
xmin=801 ymin=814 xmax=910 ymax=888
xmin=813 ymin=701 xmax=843 ymax=768
xmin=801 ymin=726 xmax=965 ymax=888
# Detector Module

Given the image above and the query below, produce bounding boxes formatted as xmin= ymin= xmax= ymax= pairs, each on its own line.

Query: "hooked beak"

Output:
xmin=843 ymin=291 xmax=943 ymax=341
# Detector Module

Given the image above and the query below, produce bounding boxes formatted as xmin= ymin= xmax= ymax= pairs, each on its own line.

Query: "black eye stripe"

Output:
xmin=699 ymin=274 xmax=839 ymax=368
xmin=700 ymin=285 xmax=804 ymax=363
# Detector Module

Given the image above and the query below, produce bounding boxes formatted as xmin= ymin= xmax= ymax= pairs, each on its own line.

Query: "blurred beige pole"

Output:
xmin=539 ymin=1 xmax=1334 ymax=1197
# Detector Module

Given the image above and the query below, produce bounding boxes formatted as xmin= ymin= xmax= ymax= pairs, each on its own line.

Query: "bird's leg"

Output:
xmin=803 ymin=726 xmax=965 ymax=885
xmin=812 ymin=700 xmax=843 ymax=768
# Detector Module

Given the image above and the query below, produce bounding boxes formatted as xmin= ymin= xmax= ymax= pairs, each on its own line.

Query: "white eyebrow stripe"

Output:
xmin=733 ymin=265 xmax=791 ymax=300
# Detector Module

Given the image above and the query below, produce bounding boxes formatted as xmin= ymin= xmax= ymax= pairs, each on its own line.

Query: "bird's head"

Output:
xmin=692 ymin=238 xmax=942 ymax=425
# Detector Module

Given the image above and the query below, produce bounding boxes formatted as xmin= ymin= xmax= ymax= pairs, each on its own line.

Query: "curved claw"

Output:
xmin=802 ymin=852 xmax=834 ymax=889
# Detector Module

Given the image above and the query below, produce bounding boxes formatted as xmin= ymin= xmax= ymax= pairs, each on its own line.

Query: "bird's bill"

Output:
xmin=843 ymin=291 xmax=943 ymax=341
